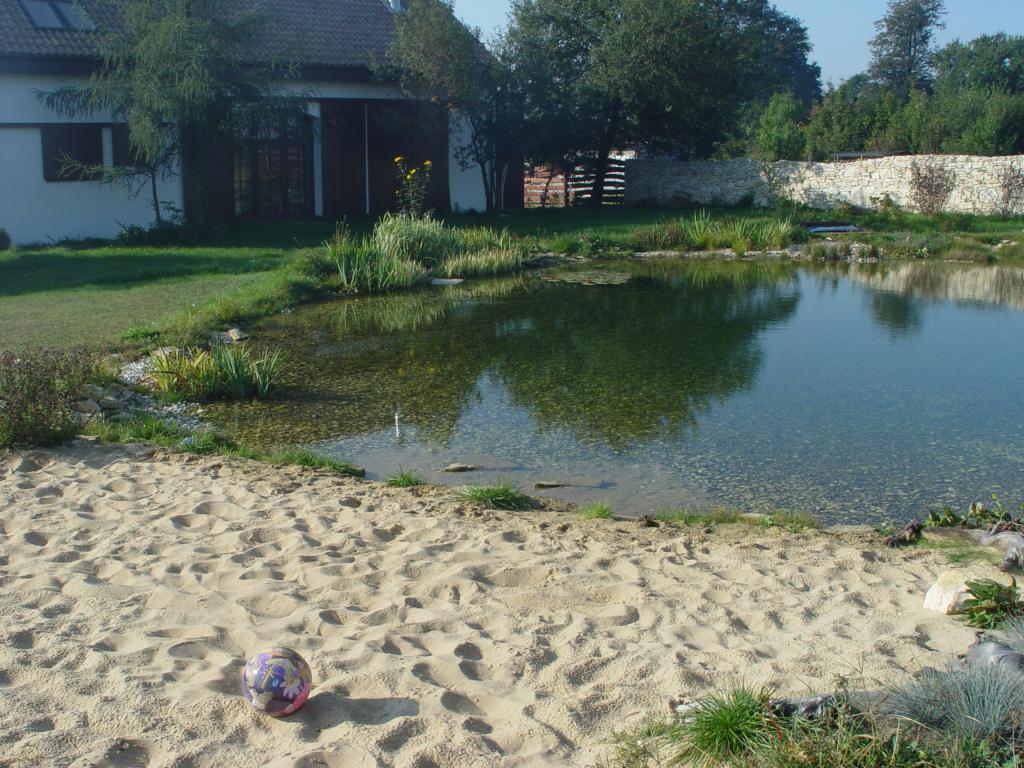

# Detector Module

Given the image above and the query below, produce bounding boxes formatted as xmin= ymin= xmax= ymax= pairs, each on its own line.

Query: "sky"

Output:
xmin=452 ymin=0 xmax=1024 ymax=85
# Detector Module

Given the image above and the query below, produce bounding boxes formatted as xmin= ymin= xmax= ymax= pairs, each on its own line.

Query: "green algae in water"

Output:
xmin=203 ymin=260 xmax=1024 ymax=523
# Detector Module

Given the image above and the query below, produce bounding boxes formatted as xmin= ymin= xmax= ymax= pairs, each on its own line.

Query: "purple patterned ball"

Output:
xmin=241 ymin=647 xmax=312 ymax=717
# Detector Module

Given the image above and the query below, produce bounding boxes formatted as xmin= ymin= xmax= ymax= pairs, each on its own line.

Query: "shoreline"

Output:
xmin=0 ymin=442 xmax=978 ymax=767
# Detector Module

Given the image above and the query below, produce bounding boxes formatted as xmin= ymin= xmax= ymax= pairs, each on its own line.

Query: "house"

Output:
xmin=0 ymin=0 xmax=516 ymax=244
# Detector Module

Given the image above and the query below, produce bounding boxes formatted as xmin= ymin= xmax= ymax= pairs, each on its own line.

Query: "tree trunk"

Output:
xmin=150 ymin=170 xmax=162 ymax=225
xmin=588 ymin=103 xmax=622 ymax=208
xmin=181 ymin=125 xmax=207 ymax=229
xmin=479 ymin=161 xmax=494 ymax=213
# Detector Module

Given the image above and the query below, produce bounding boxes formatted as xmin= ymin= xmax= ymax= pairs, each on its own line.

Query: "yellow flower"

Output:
xmin=409 ymin=168 xmax=417 ymax=175
xmin=393 ymin=155 xmax=404 ymax=163
xmin=423 ymin=160 xmax=433 ymax=167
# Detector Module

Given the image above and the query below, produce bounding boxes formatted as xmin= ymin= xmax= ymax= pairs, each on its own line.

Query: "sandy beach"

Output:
xmin=0 ymin=442 xmax=974 ymax=767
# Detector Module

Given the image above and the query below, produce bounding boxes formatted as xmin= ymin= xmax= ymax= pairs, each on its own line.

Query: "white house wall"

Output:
xmin=447 ymin=113 xmax=487 ymax=213
xmin=1 ymin=74 xmax=494 ymax=244
xmin=0 ymin=73 xmax=184 ymax=245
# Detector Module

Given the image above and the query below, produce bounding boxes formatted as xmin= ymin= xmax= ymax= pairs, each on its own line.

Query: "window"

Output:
xmin=40 ymin=125 xmax=103 ymax=182
xmin=19 ymin=0 xmax=95 ymax=30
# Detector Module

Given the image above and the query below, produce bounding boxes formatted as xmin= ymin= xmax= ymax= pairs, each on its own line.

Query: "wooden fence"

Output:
xmin=523 ymin=160 xmax=626 ymax=208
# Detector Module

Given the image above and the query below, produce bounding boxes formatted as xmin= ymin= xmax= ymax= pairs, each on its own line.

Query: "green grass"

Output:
xmin=4 ymin=206 xmax=1022 ymax=351
xmin=578 ymin=500 xmax=615 ymax=520
xmin=453 ymin=482 xmax=535 ymax=511
xmin=674 ymin=684 xmax=776 ymax=767
xmin=653 ymin=508 xmax=819 ymax=532
xmin=608 ymin=678 xmax=1022 ymax=768
xmin=386 ymin=468 xmax=426 ymax=488
xmin=261 ymin=448 xmax=365 ymax=477
xmin=916 ymin=535 xmax=1003 ymax=566
xmin=84 ymin=416 xmax=364 ymax=476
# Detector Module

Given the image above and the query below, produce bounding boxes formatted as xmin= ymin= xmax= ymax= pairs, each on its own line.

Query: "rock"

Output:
xmin=226 ymin=327 xmax=249 ymax=342
xmin=75 ymin=399 xmax=102 ymax=415
xmin=923 ymin=568 xmax=1014 ymax=615
xmin=98 ymin=397 xmax=122 ymax=411
xmin=431 ymin=278 xmax=464 ymax=286
xmin=534 ymin=481 xmax=566 ymax=489
xmin=79 ymin=384 xmax=105 ymax=400
xmin=444 ymin=463 xmax=480 ymax=473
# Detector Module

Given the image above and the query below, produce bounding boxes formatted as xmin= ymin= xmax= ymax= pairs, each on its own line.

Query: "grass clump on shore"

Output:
xmin=454 ymin=482 xmax=534 ymax=511
xmin=609 ymin=676 xmax=1022 ymax=768
xmin=309 ymin=214 xmax=525 ymax=294
xmin=85 ymin=416 xmax=364 ymax=476
xmin=387 ymin=468 xmax=425 ymax=488
xmin=578 ymin=500 xmax=615 ymax=520
xmin=150 ymin=345 xmax=282 ymax=402
xmin=654 ymin=508 xmax=819 ymax=532
xmin=626 ymin=211 xmax=806 ymax=253
xmin=0 ymin=350 xmax=97 ymax=448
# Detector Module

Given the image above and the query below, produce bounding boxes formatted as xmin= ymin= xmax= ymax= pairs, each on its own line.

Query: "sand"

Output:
xmin=0 ymin=442 xmax=975 ymax=768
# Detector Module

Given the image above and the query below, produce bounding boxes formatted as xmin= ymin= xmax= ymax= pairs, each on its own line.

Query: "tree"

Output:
xmin=42 ymin=0 xmax=302 ymax=228
xmin=385 ymin=0 xmax=520 ymax=213
xmin=934 ymin=34 xmax=1024 ymax=95
xmin=754 ymin=93 xmax=806 ymax=160
xmin=868 ymin=0 xmax=946 ymax=98
xmin=503 ymin=0 xmax=820 ymax=203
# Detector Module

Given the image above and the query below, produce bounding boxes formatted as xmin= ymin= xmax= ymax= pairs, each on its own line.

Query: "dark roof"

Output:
xmin=0 ymin=0 xmax=398 ymax=74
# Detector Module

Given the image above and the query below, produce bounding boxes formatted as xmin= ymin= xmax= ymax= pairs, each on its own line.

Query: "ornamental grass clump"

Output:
xmin=0 ymin=350 xmax=96 ymax=448
xmin=454 ymin=482 xmax=534 ymax=511
xmin=151 ymin=344 xmax=282 ymax=402
xmin=674 ymin=683 xmax=776 ymax=767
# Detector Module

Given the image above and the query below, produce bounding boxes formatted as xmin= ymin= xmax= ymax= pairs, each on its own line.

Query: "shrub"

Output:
xmin=0 ymin=228 xmax=11 ymax=251
xmin=910 ymin=159 xmax=957 ymax=215
xmin=999 ymin=164 xmax=1024 ymax=218
xmin=387 ymin=468 xmax=425 ymax=488
xmin=454 ymin=482 xmax=534 ymax=511
xmin=150 ymin=345 xmax=282 ymax=402
xmin=0 ymin=350 xmax=96 ymax=448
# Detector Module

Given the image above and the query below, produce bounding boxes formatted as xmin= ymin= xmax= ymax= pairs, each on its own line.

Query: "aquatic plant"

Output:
xmin=577 ymin=500 xmax=614 ymax=520
xmin=387 ymin=468 xmax=425 ymax=488
xmin=438 ymin=247 xmax=525 ymax=278
xmin=151 ymin=344 xmax=282 ymax=402
xmin=0 ymin=349 xmax=97 ymax=448
xmin=453 ymin=482 xmax=534 ymax=511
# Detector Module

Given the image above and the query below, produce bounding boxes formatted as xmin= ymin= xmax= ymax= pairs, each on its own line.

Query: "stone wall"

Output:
xmin=623 ymin=155 xmax=1024 ymax=215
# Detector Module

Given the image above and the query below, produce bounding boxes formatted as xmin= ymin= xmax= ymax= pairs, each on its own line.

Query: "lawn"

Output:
xmin=2 ymin=206 xmax=1022 ymax=351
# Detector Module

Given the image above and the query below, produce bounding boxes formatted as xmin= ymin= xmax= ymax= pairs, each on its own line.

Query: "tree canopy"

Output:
xmin=385 ymin=0 xmax=521 ymax=212
xmin=868 ymin=0 xmax=947 ymax=98
xmin=501 ymin=0 xmax=820 ymax=201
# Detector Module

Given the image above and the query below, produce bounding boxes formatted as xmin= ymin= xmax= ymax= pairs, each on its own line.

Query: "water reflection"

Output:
xmin=208 ymin=261 xmax=800 ymax=450
xmin=202 ymin=259 xmax=1024 ymax=522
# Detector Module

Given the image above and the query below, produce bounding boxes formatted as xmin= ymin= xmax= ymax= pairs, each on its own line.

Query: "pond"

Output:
xmin=205 ymin=259 xmax=1024 ymax=525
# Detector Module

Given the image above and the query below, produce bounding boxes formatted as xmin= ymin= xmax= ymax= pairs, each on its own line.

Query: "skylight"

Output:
xmin=20 ymin=0 xmax=95 ymax=31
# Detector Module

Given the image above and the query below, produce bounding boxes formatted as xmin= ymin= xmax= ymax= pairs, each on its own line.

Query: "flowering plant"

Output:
xmin=394 ymin=156 xmax=433 ymax=216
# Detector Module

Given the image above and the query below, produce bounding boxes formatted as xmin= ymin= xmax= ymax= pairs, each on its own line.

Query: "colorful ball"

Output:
xmin=241 ymin=647 xmax=312 ymax=717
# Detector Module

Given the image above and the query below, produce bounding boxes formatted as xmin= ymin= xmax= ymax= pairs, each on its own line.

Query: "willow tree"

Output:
xmin=42 ymin=0 xmax=300 ymax=227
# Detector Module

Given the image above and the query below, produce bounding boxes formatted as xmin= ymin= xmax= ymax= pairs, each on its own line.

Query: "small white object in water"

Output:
xmin=431 ymin=278 xmax=464 ymax=286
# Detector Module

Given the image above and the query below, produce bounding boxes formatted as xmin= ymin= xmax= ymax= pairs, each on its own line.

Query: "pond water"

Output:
xmin=206 ymin=259 xmax=1024 ymax=525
